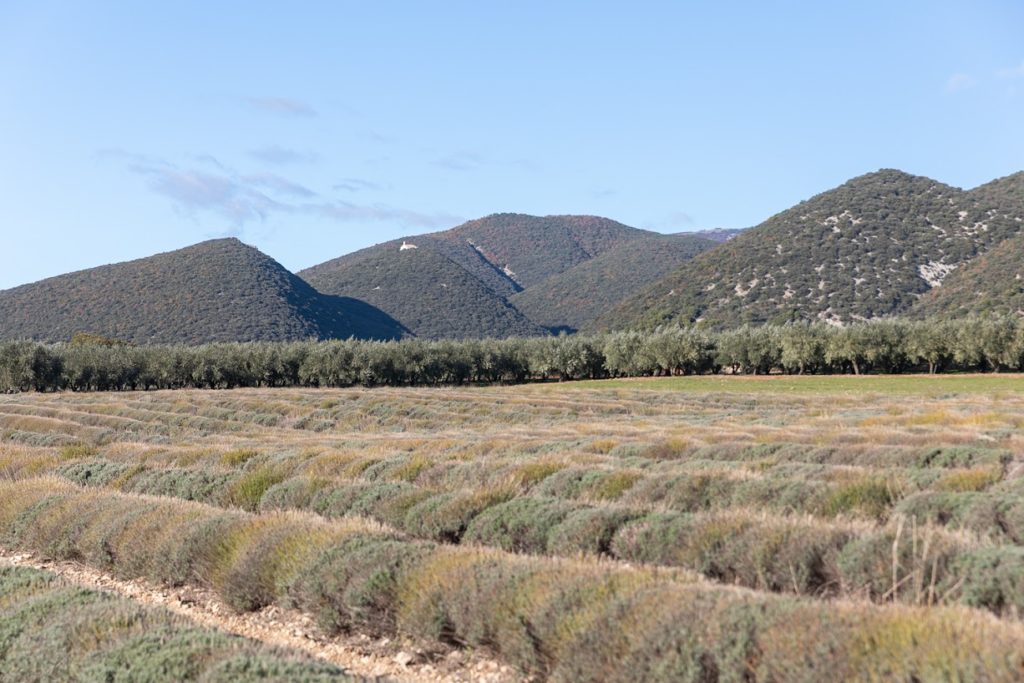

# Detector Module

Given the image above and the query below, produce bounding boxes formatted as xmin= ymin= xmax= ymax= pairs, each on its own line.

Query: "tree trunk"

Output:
xmin=852 ymin=360 xmax=860 ymax=376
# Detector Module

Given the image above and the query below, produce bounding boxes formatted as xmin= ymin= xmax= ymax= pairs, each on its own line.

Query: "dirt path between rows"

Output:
xmin=0 ymin=547 xmax=522 ymax=683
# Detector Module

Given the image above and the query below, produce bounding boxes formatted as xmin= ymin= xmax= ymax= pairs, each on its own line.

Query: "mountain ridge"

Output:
xmin=0 ymin=238 xmax=406 ymax=343
xmin=593 ymin=169 xmax=1024 ymax=330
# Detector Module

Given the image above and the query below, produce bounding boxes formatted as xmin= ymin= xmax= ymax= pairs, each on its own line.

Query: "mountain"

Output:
xmin=595 ymin=170 xmax=1024 ymax=330
xmin=300 ymin=213 xmax=655 ymax=338
xmin=911 ymin=233 xmax=1024 ymax=318
xmin=0 ymin=239 xmax=406 ymax=344
xmin=509 ymin=234 xmax=717 ymax=332
xmin=299 ymin=243 xmax=544 ymax=339
xmin=436 ymin=214 xmax=652 ymax=289
xmin=911 ymin=172 xmax=1024 ymax=318
xmin=966 ymin=171 xmax=1024 ymax=216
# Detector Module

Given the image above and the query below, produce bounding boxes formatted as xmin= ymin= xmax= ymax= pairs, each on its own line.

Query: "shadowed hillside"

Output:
xmin=596 ymin=169 xmax=1024 ymax=330
xmin=300 ymin=243 xmax=544 ymax=339
xmin=0 ymin=239 xmax=406 ymax=343
xmin=510 ymin=233 xmax=717 ymax=331
xmin=300 ymin=213 xmax=656 ymax=338
xmin=912 ymin=232 xmax=1024 ymax=318
xmin=910 ymin=173 xmax=1024 ymax=318
xmin=303 ymin=213 xmax=654 ymax=300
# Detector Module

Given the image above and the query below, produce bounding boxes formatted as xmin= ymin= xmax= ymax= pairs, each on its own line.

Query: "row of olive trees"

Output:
xmin=1 ymin=317 xmax=1023 ymax=392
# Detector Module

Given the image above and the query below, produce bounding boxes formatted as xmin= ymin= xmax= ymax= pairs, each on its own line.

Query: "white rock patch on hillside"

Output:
xmin=918 ymin=261 xmax=957 ymax=288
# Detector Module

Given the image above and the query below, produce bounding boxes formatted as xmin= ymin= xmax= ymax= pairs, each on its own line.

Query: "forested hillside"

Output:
xmin=511 ymin=233 xmax=717 ymax=331
xmin=597 ymin=170 xmax=1024 ymax=330
xmin=299 ymin=244 xmax=544 ymax=339
xmin=912 ymin=232 xmax=1024 ymax=318
xmin=909 ymin=172 xmax=1024 ymax=318
xmin=300 ymin=213 xmax=658 ymax=337
xmin=4 ymin=171 xmax=1022 ymax=345
xmin=437 ymin=213 xmax=652 ymax=288
xmin=0 ymin=239 xmax=406 ymax=343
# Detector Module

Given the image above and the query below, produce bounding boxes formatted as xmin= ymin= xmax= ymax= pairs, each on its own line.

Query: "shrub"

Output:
xmin=293 ymin=536 xmax=432 ymax=637
xmin=463 ymin=497 xmax=578 ymax=554
xmin=0 ymin=565 xmax=350 ymax=682
xmin=587 ymin=471 xmax=643 ymax=501
xmin=818 ymin=478 xmax=898 ymax=519
xmin=220 ymin=448 xmax=260 ymax=467
xmin=547 ymin=507 xmax=638 ymax=556
xmin=219 ymin=516 xmax=340 ymax=612
xmin=935 ymin=467 xmax=1001 ymax=493
xmin=944 ymin=546 xmax=1024 ymax=616
xmin=403 ymin=488 xmax=514 ymax=543
xmin=224 ymin=466 xmax=286 ymax=512
xmin=59 ymin=443 xmax=97 ymax=460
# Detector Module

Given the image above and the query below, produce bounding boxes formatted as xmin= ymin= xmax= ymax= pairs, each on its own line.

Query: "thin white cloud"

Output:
xmin=248 ymin=145 xmax=319 ymax=165
xmin=131 ymin=165 xmax=282 ymax=225
xmin=997 ymin=61 xmax=1024 ymax=79
xmin=242 ymin=173 xmax=317 ymax=198
xmin=117 ymin=152 xmax=454 ymax=230
xmin=333 ymin=178 xmax=382 ymax=192
xmin=432 ymin=151 xmax=485 ymax=171
xmin=244 ymin=97 xmax=317 ymax=117
xmin=945 ymin=73 xmax=975 ymax=93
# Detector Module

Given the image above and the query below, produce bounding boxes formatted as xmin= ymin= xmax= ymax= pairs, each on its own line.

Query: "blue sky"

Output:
xmin=2 ymin=1 xmax=1022 ymax=290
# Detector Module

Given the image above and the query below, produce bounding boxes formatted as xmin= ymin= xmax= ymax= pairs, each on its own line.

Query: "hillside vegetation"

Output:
xmin=0 ymin=239 xmax=405 ymax=344
xmin=598 ymin=170 xmax=1024 ymax=330
xmin=5 ymin=170 xmax=1024 ymax=344
xmin=911 ymin=172 xmax=1024 ymax=318
xmin=437 ymin=213 xmax=652 ymax=288
xmin=913 ymin=233 xmax=1024 ymax=318
xmin=301 ymin=213 xmax=659 ymax=337
xmin=510 ymin=234 xmax=716 ymax=331
xmin=299 ymin=245 xmax=544 ymax=339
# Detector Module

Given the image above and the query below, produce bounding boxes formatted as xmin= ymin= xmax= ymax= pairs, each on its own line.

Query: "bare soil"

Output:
xmin=0 ymin=547 xmax=524 ymax=683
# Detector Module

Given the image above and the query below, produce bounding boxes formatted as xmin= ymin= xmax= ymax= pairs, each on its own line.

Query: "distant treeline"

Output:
xmin=2 ymin=317 xmax=1023 ymax=392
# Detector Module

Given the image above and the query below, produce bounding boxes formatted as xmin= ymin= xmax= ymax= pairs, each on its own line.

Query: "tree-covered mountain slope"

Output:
xmin=0 ymin=238 xmax=406 ymax=343
xmin=911 ymin=232 xmax=1024 ymax=318
xmin=911 ymin=172 xmax=1024 ymax=318
xmin=595 ymin=169 xmax=1024 ymax=330
xmin=300 ymin=213 xmax=657 ymax=338
xmin=436 ymin=213 xmax=653 ymax=289
xmin=299 ymin=243 xmax=545 ymax=339
xmin=510 ymin=233 xmax=717 ymax=331
xmin=304 ymin=213 xmax=655 ymax=301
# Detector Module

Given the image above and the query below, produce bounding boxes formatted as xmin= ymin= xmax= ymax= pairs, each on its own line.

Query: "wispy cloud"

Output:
xmin=241 ymin=173 xmax=317 ymax=198
xmin=333 ymin=178 xmax=382 ymax=192
xmin=945 ymin=73 xmax=975 ymax=93
xmin=129 ymin=164 xmax=283 ymax=225
xmin=997 ymin=61 xmax=1024 ymax=79
xmin=113 ymin=151 xmax=454 ymax=231
xmin=432 ymin=151 xmax=484 ymax=171
xmin=244 ymin=96 xmax=317 ymax=117
xmin=248 ymin=145 xmax=319 ymax=165
xmin=431 ymin=150 xmax=537 ymax=173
